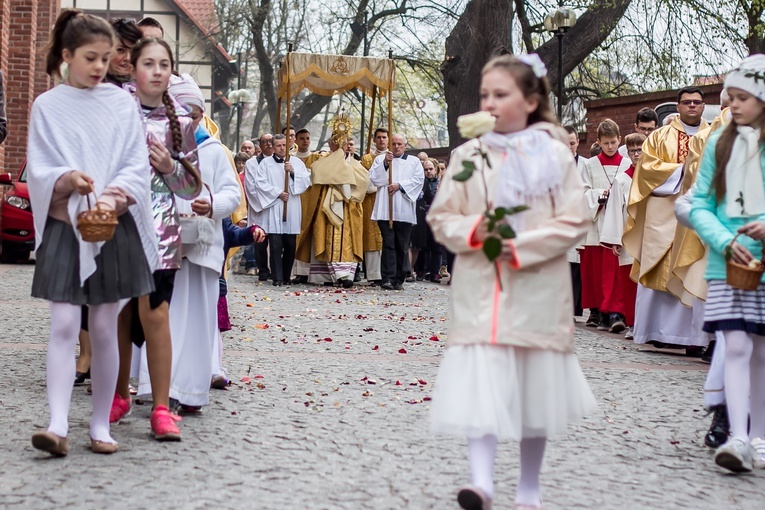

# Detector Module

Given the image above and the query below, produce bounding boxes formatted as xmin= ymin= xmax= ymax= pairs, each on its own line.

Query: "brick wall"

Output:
xmin=0 ymin=0 xmax=58 ymax=177
xmin=581 ymin=83 xmax=724 ymax=157
xmin=0 ymin=0 xmax=10 ymax=171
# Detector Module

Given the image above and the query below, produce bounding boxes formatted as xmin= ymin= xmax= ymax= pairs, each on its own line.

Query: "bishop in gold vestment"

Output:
xmin=295 ymin=140 xmax=368 ymax=286
xmin=623 ymin=114 xmax=710 ymax=348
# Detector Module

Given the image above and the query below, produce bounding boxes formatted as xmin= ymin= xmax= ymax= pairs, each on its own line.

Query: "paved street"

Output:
xmin=0 ymin=261 xmax=763 ymax=509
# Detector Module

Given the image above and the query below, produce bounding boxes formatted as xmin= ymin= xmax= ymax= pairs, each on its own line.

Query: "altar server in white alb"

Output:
xmin=245 ymin=134 xmax=310 ymax=286
xmin=138 ymin=75 xmax=241 ymax=411
xmin=369 ymin=133 xmax=424 ymax=290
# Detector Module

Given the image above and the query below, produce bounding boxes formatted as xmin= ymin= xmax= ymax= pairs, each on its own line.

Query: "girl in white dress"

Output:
xmin=427 ymin=54 xmax=597 ymax=510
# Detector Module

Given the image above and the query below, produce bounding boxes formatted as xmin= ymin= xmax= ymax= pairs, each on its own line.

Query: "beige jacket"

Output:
xmin=427 ymin=126 xmax=588 ymax=353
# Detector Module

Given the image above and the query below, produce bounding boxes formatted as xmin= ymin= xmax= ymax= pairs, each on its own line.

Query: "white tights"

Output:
xmin=47 ymin=302 xmax=120 ymax=443
xmin=467 ymin=434 xmax=546 ymax=506
xmin=723 ymin=330 xmax=765 ymax=440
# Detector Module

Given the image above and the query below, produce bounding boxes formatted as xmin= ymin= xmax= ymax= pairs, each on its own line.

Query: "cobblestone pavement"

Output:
xmin=1 ymin=261 xmax=764 ymax=509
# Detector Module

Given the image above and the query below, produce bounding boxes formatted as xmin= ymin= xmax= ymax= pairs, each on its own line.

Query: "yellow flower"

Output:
xmin=457 ymin=111 xmax=496 ymax=139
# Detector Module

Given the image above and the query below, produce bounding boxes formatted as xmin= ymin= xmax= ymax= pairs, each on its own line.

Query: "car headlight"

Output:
xmin=5 ymin=195 xmax=30 ymax=210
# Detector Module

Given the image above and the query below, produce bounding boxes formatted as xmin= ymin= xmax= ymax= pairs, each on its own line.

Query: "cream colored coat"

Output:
xmin=427 ymin=126 xmax=589 ymax=353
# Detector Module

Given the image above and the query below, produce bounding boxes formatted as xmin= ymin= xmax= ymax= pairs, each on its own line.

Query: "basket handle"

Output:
xmin=727 ymin=232 xmax=765 ymax=262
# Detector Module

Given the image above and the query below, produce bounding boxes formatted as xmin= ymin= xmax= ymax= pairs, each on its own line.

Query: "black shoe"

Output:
xmin=74 ymin=369 xmax=90 ymax=386
xmin=291 ymin=275 xmax=308 ymax=285
xmin=428 ymin=274 xmax=442 ymax=283
xmin=393 ymin=283 xmax=404 ymax=290
xmin=272 ymin=280 xmax=283 ymax=286
xmin=596 ymin=314 xmax=610 ymax=331
xmin=685 ymin=346 xmax=705 ymax=357
xmin=323 ymin=282 xmax=335 ymax=287
xmin=370 ymin=280 xmax=383 ymax=287
xmin=258 ymin=274 xmax=270 ymax=282
xmin=342 ymin=279 xmax=354 ymax=289
xmin=585 ymin=309 xmax=600 ymax=327
xmin=608 ymin=313 xmax=626 ymax=333
xmin=381 ymin=281 xmax=394 ymax=290
xmin=353 ymin=266 xmax=362 ymax=282
xmin=701 ymin=340 xmax=716 ymax=364
xmin=705 ymin=404 xmax=729 ymax=448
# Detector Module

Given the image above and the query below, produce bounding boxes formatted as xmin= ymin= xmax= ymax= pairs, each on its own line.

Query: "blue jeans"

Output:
xmin=243 ymin=244 xmax=257 ymax=270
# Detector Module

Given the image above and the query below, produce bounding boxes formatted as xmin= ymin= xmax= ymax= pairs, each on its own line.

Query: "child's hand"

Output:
xmin=191 ymin=198 xmax=211 ymax=216
xmin=69 ymin=171 xmax=94 ymax=196
xmin=470 ymin=217 xmax=491 ymax=245
xmin=279 ymin=192 xmax=289 ymax=202
xmin=730 ymin=241 xmax=754 ymax=265
xmin=499 ymin=239 xmax=516 ymax=264
xmin=252 ymin=227 xmax=266 ymax=243
xmin=237 ymin=219 xmax=247 ymax=228
xmin=611 ymin=245 xmax=621 ymax=256
xmin=739 ymin=221 xmax=765 ymax=240
xmin=149 ymin=138 xmax=174 ymax=174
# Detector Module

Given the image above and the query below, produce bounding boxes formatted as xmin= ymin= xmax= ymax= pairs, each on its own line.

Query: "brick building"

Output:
xmin=0 ymin=0 xmax=233 ymax=177
xmin=581 ymin=83 xmax=724 ymax=157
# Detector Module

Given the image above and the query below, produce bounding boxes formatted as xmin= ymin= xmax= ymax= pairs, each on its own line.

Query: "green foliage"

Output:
xmin=482 ymin=237 xmax=502 ymax=261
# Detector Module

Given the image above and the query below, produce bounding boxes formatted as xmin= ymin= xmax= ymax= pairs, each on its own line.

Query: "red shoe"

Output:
xmin=109 ymin=393 xmax=132 ymax=423
xmin=151 ymin=406 xmax=182 ymax=441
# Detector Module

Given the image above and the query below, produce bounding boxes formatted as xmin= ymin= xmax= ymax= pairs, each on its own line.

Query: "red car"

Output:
xmin=0 ymin=162 xmax=34 ymax=263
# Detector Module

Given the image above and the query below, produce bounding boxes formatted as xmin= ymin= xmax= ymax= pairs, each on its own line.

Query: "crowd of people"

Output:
xmin=231 ymin=126 xmax=451 ymax=289
xmin=17 ymin=6 xmax=765 ymax=510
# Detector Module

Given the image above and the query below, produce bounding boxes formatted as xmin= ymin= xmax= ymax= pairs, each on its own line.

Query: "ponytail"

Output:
xmin=46 ymin=8 xmax=115 ymax=79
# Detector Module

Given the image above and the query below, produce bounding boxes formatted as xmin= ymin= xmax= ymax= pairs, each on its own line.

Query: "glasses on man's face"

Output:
xmin=679 ymin=100 xmax=703 ymax=107
xmin=627 ymin=149 xmax=642 ymax=156
xmin=636 ymin=126 xmax=655 ymax=134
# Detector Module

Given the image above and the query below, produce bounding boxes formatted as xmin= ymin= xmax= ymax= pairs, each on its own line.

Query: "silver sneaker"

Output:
xmin=751 ymin=437 xmax=765 ymax=469
xmin=624 ymin=327 xmax=634 ymax=340
xmin=715 ymin=438 xmax=754 ymax=473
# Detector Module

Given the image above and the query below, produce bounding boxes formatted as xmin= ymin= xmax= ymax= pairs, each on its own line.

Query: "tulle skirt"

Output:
xmin=430 ymin=344 xmax=597 ymax=440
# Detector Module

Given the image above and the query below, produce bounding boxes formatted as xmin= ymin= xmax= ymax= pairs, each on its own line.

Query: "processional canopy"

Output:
xmin=277 ymin=52 xmax=396 ymax=99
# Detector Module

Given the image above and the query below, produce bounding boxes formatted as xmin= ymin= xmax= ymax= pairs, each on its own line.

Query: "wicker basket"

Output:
xmin=77 ymin=190 xmax=118 ymax=243
xmin=725 ymin=233 xmax=765 ymax=291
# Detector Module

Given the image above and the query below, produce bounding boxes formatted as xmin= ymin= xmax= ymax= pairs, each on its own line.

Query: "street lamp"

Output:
xmin=228 ymin=88 xmax=250 ymax=147
xmin=544 ymin=4 xmax=577 ymax=121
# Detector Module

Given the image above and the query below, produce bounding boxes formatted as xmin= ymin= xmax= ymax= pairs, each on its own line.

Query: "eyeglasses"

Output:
xmin=627 ymin=149 xmax=642 ymax=155
xmin=679 ymin=100 xmax=703 ymax=106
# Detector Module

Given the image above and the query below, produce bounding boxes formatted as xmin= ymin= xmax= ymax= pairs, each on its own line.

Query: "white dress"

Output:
xmin=427 ymin=127 xmax=597 ymax=441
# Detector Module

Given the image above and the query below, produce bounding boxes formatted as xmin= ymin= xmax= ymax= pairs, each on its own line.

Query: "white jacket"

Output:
xmin=427 ymin=125 xmax=588 ymax=352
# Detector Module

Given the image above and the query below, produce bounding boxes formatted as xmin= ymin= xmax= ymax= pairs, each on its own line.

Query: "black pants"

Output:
xmin=268 ymin=234 xmax=296 ymax=283
xmin=377 ymin=220 xmax=413 ymax=285
xmin=570 ymin=262 xmax=583 ymax=316
xmin=254 ymin=238 xmax=270 ymax=279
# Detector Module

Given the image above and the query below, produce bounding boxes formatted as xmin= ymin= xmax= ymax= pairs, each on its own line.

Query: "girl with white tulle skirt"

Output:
xmin=427 ymin=54 xmax=597 ymax=510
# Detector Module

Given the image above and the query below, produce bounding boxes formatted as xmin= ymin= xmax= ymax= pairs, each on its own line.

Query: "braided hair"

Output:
xmin=131 ymin=37 xmax=199 ymax=179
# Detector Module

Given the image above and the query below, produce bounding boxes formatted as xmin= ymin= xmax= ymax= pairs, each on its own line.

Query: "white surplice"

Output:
xmin=245 ymin=155 xmax=310 ymax=234
xmin=369 ymin=154 xmax=424 ymax=224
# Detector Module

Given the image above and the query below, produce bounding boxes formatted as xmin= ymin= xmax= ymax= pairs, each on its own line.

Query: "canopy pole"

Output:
xmin=283 ymin=43 xmax=293 ymax=222
xmin=366 ymin=85 xmax=377 ymax=154
xmin=387 ymin=51 xmax=394 ymax=229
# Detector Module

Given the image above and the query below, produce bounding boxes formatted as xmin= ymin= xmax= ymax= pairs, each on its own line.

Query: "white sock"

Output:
xmin=724 ymin=330 xmax=753 ymax=440
xmin=46 ymin=302 xmax=81 ymax=437
xmin=467 ymin=434 xmax=497 ymax=498
xmin=516 ymin=437 xmax=547 ymax=507
xmin=88 ymin=302 xmax=121 ymax=443
xmin=749 ymin=334 xmax=765 ymax=440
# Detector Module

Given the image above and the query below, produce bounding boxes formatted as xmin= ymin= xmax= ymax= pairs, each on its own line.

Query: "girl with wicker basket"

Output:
xmin=27 ymin=9 xmax=157 ymax=456
xmin=427 ymin=54 xmax=597 ymax=510
xmin=690 ymin=54 xmax=765 ymax=473
xmin=109 ymin=38 xmax=203 ymax=441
